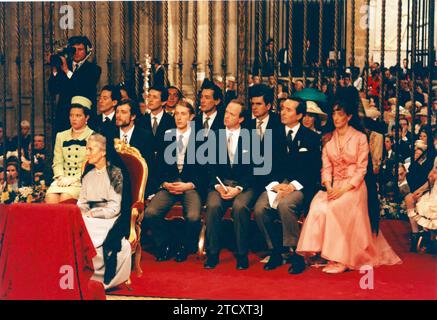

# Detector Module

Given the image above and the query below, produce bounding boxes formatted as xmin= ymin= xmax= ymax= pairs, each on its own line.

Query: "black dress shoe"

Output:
xmin=174 ymin=245 xmax=187 ymax=263
xmin=264 ymin=253 xmax=283 ymax=271
xmin=156 ymin=245 xmax=172 ymax=262
xmin=236 ymin=255 xmax=249 ymax=270
xmin=204 ymin=254 xmax=219 ymax=269
xmin=288 ymin=253 xmax=305 ymax=274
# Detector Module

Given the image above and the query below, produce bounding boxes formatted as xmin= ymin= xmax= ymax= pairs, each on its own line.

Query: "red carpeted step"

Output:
xmin=108 ymin=220 xmax=437 ymax=300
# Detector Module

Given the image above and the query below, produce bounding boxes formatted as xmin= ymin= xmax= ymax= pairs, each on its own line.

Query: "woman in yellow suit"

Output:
xmin=45 ymin=96 xmax=94 ymax=203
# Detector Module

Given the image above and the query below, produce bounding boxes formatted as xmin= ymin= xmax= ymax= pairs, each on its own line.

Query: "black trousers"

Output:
xmin=204 ymin=189 xmax=255 ymax=256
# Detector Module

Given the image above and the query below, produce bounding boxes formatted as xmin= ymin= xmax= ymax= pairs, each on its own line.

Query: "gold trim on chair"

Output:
xmin=114 ymin=138 xmax=148 ymax=277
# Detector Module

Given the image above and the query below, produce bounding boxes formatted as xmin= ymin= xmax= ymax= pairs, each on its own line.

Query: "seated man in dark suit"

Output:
xmin=95 ymin=85 xmax=121 ymax=137
xmin=253 ymin=97 xmax=321 ymax=274
xmin=249 ymin=84 xmax=282 ymax=197
xmin=48 ymin=36 xmax=101 ymax=133
xmin=110 ymin=99 xmax=154 ymax=185
xmin=142 ymin=86 xmax=176 ymax=195
xmin=204 ymin=100 xmax=255 ymax=270
xmin=144 ymin=102 xmax=205 ymax=263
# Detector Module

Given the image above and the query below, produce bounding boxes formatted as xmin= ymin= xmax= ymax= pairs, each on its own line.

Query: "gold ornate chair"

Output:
xmin=114 ymin=138 xmax=148 ymax=278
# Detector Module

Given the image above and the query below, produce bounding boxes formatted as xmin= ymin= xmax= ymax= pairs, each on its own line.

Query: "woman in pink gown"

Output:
xmin=297 ymin=102 xmax=402 ymax=273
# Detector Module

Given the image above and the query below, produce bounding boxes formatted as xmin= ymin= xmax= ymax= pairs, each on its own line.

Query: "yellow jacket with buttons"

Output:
xmin=52 ymin=126 xmax=94 ymax=179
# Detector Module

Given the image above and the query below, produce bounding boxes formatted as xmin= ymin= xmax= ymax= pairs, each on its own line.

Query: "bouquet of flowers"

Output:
xmin=379 ymin=194 xmax=408 ymax=220
xmin=1 ymin=180 xmax=47 ymax=204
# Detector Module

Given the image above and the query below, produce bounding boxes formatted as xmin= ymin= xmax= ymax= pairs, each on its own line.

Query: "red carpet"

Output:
xmin=108 ymin=220 xmax=436 ymax=300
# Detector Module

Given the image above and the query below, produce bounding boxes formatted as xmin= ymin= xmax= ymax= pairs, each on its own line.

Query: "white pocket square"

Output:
xmin=299 ymin=148 xmax=308 ymax=152
xmin=165 ymin=129 xmax=172 ymax=133
xmin=243 ymin=149 xmax=249 ymax=153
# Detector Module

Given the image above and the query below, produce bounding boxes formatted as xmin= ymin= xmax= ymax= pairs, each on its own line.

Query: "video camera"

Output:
xmin=49 ymin=36 xmax=92 ymax=69
xmin=49 ymin=46 xmax=76 ymax=69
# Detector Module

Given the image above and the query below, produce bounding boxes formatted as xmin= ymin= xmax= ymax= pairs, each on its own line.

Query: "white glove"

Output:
xmin=57 ymin=176 xmax=78 ymax=187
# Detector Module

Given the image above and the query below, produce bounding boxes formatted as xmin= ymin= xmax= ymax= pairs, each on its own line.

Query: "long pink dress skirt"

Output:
xmin=296 ymin=127 xmax=402 ymax=270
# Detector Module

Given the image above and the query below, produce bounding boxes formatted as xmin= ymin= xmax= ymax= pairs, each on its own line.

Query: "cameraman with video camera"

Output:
xmin=48 ymin=36 xmax=101 ymax=134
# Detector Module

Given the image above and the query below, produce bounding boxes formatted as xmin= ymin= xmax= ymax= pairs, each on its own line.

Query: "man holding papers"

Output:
xmin=253 ymin=98 xmax=321 ymax=274
xmin=204 ymin=100 xmax=255 ymax=271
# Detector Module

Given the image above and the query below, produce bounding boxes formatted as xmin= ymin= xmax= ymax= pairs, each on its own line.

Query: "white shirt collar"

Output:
xmin=203 ymin=110 xmax=217 ymax=123
xmin=72 ymin=60 xmax=86 ymax=71
xmin=151 ymin=109 xmax=164 ymax=125
xmin=226 ymin=127 xmax=241 ymax=158
xmin=103 ymin=110 xmax=115 ymax=121
xmin=120 ymin=125 xmax=135 ymax=143
xmin=176 ymin=127 xmax=192 ymax=142
xmin=256 ymin=114 xmax=270 ymax=134
xmin=285 ymin=122 xmax=300 ymax=140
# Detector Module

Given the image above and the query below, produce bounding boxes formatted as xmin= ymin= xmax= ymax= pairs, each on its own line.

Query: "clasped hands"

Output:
xmin=163 ymin=182 xmax=194 ymax=195
xmin=325 ymin=183 xmax=353 ymax=200
xmin=271 ymin=183 xmax=296 ymax=202
xmin=56 ymin=176 xmax=79 ymax=187
xmin=215 ymin=185 xmax=242 ymax=200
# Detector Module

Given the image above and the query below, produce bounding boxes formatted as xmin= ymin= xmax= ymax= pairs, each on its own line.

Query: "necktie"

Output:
xmin=203 ymin=117 xmax=210 ymax=137
xmin=257 ymin=120 xmax=264 ymax=138
xmin=152 ymin=117 xmax=158 ymax=136
xmin=177 ymin=135 xmax=184 ymax=173
xmin=286 ymin=130 xmax=293 ymax=153
xmin=227 ymin=133 xmax=234 ymax=166
xmin=104 ymin=116 xmax=110 ymax=123
xmin=123 ymin=134 xmax=129 ymax=144
xmin=73 ymin=63 xmax=79 ymax=73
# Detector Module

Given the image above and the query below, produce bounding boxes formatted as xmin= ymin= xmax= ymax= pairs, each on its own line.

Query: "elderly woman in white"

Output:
xmin=77 ymin=133 xmax=131 ymax=290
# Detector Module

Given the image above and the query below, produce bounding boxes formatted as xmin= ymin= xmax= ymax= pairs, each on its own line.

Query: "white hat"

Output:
xmin=306 ymin=101 xmax=327 ymax=123
xmin=71 ymin=96 xmax=92 ymax=109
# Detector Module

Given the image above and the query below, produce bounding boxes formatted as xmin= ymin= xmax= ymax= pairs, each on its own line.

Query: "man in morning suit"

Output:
xmin=204 ymin=100 xmax=255 ymax=271
xmin=253 ymin=97 xmax=321 ymax=274
xmin=48 ymin=36 xmax=101 ymax=134
xmin=144 ymin=102 xmax=205 ymax=263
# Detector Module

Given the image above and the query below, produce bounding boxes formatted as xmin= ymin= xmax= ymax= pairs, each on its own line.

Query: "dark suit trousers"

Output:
xmin=144 ymin=189 xmax=202 ymax=248
xmin=253 ymin=190 xmax=304 ymax=250
xmin=205 ymin=189 xmax=255 ymax=256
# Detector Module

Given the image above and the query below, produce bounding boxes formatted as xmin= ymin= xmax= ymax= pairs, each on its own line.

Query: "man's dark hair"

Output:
xmin=101 ymin=85 xmax=122 ymax=102
xmin=400 ymin=118 xmax=409 ymax=125
xmin=167 ymin=86 xmax=183 ymax=100
xmin=250 ymin=84 xmax=274 ymax=105
xmin=286 ymin=97 xmax=307 ymax=116
xmin=68 ymin=36 xmax=92 ymax=53
xmin=200 ymin=79 xmax=223 ymax=101
xmin=149 ymin=86 xmax=169 ymax=102
xmin=116 ymin=99 xmax=140 ymax=119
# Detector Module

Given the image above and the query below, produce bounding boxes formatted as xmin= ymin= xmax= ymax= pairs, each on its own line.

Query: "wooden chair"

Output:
xmin=114 ymin=138 xmax=148 ymax=278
